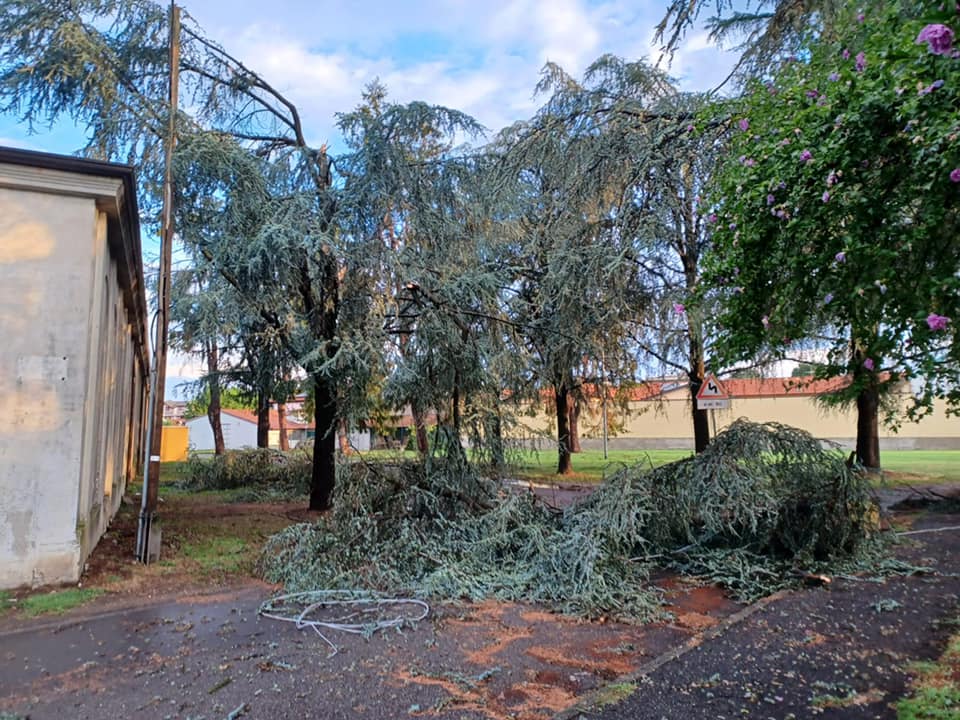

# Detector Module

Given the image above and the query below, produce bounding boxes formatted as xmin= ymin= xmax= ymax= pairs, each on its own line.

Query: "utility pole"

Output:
xmin=137 ymin=2 xmax=180 ymax=563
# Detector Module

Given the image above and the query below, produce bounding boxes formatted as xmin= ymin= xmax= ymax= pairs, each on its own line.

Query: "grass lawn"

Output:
xmin=513 ymin=448 xmax=692 ymax=483
xmin=511 ymin=448 xmax=960 ymax=484
xmin=877 ymin=451 xmax=960 ymax=484
xmin=329 ymin=446 xmax=960 ymax=484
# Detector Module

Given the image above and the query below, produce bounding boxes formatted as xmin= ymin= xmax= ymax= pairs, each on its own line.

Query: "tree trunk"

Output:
xmin=856 ymin=385 xmax=881 ymax=469
xmin=413 ymin=406 xmax=429 ymax=455
xmin=555 ymin=383 xmax=572 ymax=474
xmin=277 ymin=400 xmax=289 ymax=451
xmin=568 ymin=394 xmax=582 ymax=453
xmin=689 ymin=377 xmax=711 ymax=454
xmin=488 ymin=409 xmax=505 ymax=470
xmin=452 ymin=379 xmax=461 ymax=434
xmin=256 ymin=392 xmax=270 ymax=448
xmin=310 ymin=373 xmax=337 ymax=511
xmin=338 ymin=418 xmax=350 ymax=454
xmin=206 ymin=341 xmax=225 ymax=455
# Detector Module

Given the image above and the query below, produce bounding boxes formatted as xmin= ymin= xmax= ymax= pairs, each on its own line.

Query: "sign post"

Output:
xmin=696 ymin=374 xmax=730 ymax=411
xmin=696 ymin=374 xmax=730 ymax=441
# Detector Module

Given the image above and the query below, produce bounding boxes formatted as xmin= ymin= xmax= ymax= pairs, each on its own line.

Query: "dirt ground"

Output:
xmin=1 ymin=482 xmax=958 ymax=719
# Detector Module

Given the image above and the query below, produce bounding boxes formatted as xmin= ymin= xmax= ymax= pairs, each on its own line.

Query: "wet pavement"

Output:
xmin=0 ymin=578 xmax=743 ymax=719
xmin=565 ymin=509 xmax=960 ymax=720
xmin=2 ymin=486 xmax=958 ymax=720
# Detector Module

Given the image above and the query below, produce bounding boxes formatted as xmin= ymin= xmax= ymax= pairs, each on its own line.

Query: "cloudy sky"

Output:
xmin=0 ymin=1 xmax=741 ymax=394
xmin=0 ymin=0 xmax=739 ymax=154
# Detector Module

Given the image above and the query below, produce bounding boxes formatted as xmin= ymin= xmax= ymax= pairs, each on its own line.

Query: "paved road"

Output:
xmin=565 ymin=510 xmax=960 ymax=720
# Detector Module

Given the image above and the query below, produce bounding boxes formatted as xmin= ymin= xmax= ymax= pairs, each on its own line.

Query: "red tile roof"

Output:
xmin=220 ymin=407 xmax=314 ymax=430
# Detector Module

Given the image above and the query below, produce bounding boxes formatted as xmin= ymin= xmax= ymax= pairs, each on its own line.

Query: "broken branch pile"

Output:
xmin=259 ymin=421 xmax=882 ymax=619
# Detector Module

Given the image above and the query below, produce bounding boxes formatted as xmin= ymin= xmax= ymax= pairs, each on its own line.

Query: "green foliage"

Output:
xmin=706 ymin=1 xmax=960 ymax=417
xmin=260 ymin=420 xmax=880 ymax=617
xmin=183 ymin=387 xmax=255 ymax=419
xmin=177 ymin=449 xmax=312 ymax=500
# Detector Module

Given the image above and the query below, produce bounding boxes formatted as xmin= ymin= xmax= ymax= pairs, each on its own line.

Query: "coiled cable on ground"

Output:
xmin=258 ymin=590 xmax=430 ymax=657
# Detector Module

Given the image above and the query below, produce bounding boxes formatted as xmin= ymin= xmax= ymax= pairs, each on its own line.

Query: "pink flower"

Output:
xmin=673 ymin=303 xmax=685 ymax=315
xmin=835 ymin=251 xmax=846 ymax=263
xmin=761 ymin=315 xmax=770 ymax=329
xmin=842 ymin=48 xmax=850 ymax=60
xmin=800 ymin=149 xmax=813 ymax=163
xmin=822 ymin=191 xmax=830 ymax=203
xmin=863 ymin=358 xmax=875 ymax=371
xmin=917 ymin=24 xmax=955 ymax=56
xmin=738 ymin=118 xmax=749 ymax=131
xmin=827 ymin=170 xmax=838 ymax=186
xmin=767 ymin=194 xmax=776 ymax=205
xmin=927 ymin=313 xmax=950 ymax=331
xmin=855 ymin=52 xmax=867 ymax=72
xmin=707 ymin=213 xmax=717 ymax=224
xmin=950 ymin=168 xmax=960 ymax=182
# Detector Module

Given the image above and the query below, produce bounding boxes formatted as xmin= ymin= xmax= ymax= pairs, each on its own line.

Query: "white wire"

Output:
xmin=258 ymin=590 xmax=430 ymax=657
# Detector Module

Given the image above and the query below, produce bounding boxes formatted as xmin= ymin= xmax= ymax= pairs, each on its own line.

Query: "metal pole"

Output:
xmin=137 ymin=2 xmax=180 ymax=563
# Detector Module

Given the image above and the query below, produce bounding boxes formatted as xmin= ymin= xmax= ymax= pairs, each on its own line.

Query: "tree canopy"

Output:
xmin=704 ymin=0 xmax=960 ymax=465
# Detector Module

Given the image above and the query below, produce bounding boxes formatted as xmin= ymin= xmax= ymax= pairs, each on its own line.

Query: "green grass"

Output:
xmin=877 ymin=451 xmax=960 ymax=484
xmin=897 ymin=623 xmax=960 ymax=719
xmin=160 ymin=449 xmax=959 ymax=486
xmin=0 ymin=590 xmax=11 ymax=615
xmin=19 ymin=588 xmax=105 ymax=617
xmin=181 ymin=536 xmax=249 ymax=574
xmin=514 ymin=449 xmax=693 ymax=483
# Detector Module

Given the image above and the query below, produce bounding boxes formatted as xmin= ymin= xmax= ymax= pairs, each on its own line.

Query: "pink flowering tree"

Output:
xmin=704 ymin=1 xmax=959 ymax=468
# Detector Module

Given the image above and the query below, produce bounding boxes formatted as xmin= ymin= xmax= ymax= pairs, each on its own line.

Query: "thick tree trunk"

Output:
xmin=310 ymin=373 xmax=337 ymax=511
xmin=256 ymin=392 xmax=270 ymax=448
xmin=277 ymin=400 xmax=289 ymax=451
xmin=568 ymin=394 xmax=582 ymax=453
xmin=856 ymin=385 xmax=881 ymax=469
xmin=688 ymin=321 xmax=710 ymax=453
xmin=206 ymin=341 xmax=225 ymax=455
xmin=689 ymin=377 xmax=711 ymax=454
xmin=555 ymin=384 xmax=572 ymax=474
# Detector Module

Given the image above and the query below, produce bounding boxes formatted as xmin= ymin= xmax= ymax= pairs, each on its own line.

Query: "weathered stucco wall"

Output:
xmin=0 ymin=155 xmax=147 ymax=590
xmin=0 ymin=189 xmax=95 ymax=587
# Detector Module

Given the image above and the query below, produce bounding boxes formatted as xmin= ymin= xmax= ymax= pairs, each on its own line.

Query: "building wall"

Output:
xmin=0 ymin=164 xmax=147 ymax=590
xmin=514 ymin=390 xmax=959 ymax=450
xmin=187 ymin=413 xmax=259 ymax=451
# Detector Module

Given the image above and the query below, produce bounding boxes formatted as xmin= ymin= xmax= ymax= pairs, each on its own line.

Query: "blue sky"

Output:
xmin=0 ymin=1 xmax=740 ymax=396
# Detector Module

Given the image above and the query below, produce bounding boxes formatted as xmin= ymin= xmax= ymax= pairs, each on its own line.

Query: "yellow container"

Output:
xmin=160 ymin=425 xmax=189 ymax=462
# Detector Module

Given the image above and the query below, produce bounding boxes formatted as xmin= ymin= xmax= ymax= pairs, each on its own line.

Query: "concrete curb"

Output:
xmin=553 ymin=588 xmax=793 ymax=720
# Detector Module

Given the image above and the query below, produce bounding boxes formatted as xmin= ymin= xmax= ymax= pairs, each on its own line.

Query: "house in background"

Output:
xmin=186 ymin=408 xmax=371 ymax=452
xmin=0 ymin=148 xmax=149 ymax=589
